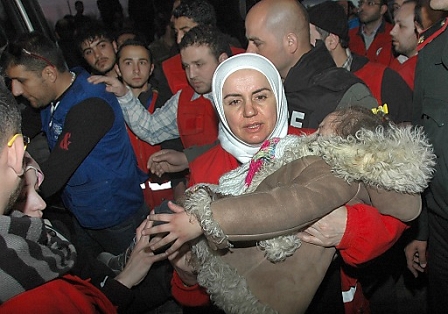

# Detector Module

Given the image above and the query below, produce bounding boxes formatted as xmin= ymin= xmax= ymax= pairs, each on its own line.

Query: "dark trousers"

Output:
xmin=427 ymin=211 xmax=448 ymax=314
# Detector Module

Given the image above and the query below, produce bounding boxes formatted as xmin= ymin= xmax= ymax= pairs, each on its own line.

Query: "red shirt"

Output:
xmin=389 ymin=55 xmax=418 ymax=91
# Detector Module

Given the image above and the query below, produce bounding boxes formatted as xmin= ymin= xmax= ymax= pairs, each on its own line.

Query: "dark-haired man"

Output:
xmin=115 ymin=40 xmax=177 ymax=209
xmin=349 ymin=0 xmax=394 ymax=65
xmin=2 ymin=32 xmax=147 ymax=256
xmin=75 ymin=22 xmax=118 ymax=77
xmin=90 ymin=25 xmax=230 ymax=151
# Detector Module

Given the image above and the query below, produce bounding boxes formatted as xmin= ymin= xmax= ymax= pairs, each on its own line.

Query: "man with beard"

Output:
xmin=349 ymin=0 xmax=394 ymax=65
xmin=75 ymin=22 xmax=119 ymax=78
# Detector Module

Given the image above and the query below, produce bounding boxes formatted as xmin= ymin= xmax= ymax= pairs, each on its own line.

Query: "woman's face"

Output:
xmin=222 ymin=69 xmax=277 ymax=145
xmin=14 ymin=169 xmax=46 ymax=218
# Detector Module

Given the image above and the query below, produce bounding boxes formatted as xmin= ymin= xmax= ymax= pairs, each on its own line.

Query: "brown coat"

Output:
xmin=185 ymin=127 xmax=435 ymax=314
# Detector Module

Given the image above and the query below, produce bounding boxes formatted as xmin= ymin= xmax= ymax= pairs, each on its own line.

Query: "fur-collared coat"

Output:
xmin=184 ymin=125 xmax=435 ymax=314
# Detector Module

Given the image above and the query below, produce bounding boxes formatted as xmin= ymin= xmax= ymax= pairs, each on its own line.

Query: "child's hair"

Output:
xmin=331 ymin=106 xmax=391 ymax=137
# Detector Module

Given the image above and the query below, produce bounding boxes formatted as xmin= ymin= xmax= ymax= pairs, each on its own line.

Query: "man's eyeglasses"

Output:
xmin=7 ymin=133 xmax=30 ymax=150
xmin=358 ymin=1 xmax=383 ymax=7
xmin=5 ymin=43 xmax=55 ymax=68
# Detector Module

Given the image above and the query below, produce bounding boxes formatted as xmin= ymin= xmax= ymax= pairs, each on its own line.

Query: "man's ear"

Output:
xmin=285 ymin=33 xmax=298 ymax=54
xmin=325 ymin=33 xmax=340 ymax=51
xmin=7 ymin=138 xmax=25 ymax=177
xmin=415 ymin=21 xmax=424 ymax=35
xmin=380 ymin=4 xmax=388 ymax=15
xmin=42 ymin=65 xmax=58 ymax=83
xmin=113 ymin=41 xmax=118 ymax=53
xmin=114 ymin=64 xmax=122 ymax=77
xmin=218 ymin=52 xmax=229 ymax=63
xmin=149 ymin=63 xmax=155 ymax=76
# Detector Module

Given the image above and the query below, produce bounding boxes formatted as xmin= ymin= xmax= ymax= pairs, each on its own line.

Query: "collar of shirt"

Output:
xmin=341 ymin=48 xmax=354 ymax=71
xmin=192 ymin=91 xmax=214 ymax=103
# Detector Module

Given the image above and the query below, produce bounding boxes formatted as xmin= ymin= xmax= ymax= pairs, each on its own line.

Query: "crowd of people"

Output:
xmin=0 ymin=0 xmax=447 ymax=313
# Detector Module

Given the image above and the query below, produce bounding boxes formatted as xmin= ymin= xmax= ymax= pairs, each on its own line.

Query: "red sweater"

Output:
xmin=0 ymin=274 xmax=116 ymax=313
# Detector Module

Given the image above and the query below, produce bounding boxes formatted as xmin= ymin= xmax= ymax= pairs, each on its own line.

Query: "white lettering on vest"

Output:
xmin=291 ymin=111 xmax=305 ymax=128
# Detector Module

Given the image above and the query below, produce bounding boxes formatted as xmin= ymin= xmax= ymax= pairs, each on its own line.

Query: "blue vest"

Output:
xmin=41 ymin=68 xmax=144 ymax=229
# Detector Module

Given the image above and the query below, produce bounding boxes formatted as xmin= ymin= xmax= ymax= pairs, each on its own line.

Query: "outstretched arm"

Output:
xmin=89 ymin=75 xmax=181 ymax=145
xmin=147 ymin=149 xmax=189 ymax=177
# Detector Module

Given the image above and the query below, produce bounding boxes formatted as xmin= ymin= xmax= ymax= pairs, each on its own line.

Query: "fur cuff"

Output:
xmin=184 ymin=185 xmax=231 ymax=250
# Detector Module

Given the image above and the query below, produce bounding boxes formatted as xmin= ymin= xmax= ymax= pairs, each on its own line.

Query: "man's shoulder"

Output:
xmin=316 ymin=66 xmax=363 ymax=91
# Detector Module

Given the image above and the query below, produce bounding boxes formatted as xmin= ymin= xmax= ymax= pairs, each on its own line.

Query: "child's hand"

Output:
xmin=143 ymin=201 xmax=203 ymax=255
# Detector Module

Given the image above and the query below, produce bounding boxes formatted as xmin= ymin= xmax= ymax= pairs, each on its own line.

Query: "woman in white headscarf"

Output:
xmin=146 ymin=54 xmax=433 ymax=313
xmin=187 ymin=52 xmax=308 ymax=187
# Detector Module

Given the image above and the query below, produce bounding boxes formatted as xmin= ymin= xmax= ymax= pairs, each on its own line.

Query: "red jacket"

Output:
xmin=0 ymin=274 xmax=116 ymax=313
xmin=127 ymin=91 xmax=173 ymax=209
xmin=177 ymin=87 xmax=219 ymax=149
xmin=389 ymin=55 xmax=418 ymax=91
xmin=349 ymin=21 xmax=394 ymax=66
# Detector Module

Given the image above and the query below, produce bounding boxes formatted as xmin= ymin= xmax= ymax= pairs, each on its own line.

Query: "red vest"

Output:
xmin=177 ymin=86 xmax=219 ymax=148
xmin=349 ymin=22 xmax=394 ymax=66
xmin=127 ymin=91 xmax=173 ymax=209
xmin=162 ymin=47 xmax=246 ymax=94
xmin=389 ymin=55 xmax=418 ymax=91
xmin=353 ymin=61 xmax=386 ymax=106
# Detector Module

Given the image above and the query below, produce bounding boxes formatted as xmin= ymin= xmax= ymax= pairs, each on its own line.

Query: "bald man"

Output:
xmin=245 ymin=0 xmax=377 ymax=129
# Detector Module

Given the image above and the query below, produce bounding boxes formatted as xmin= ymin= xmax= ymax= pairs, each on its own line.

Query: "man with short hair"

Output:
xmin=390 ymin=0 xmax=446 ymax=90
xmin=308 ymin=0 xmax=412 ymax=123
xmin=2 ymin=32 xmax=147 ymax=256
xmin=90 ymin=25 xmax=230 ymax=150
xmin=349 ymin=0 xmax=394 ymax=65
xmin=389 ymin=0 xmax=419 ymax=90
xmin=245 ymin=0 xmax=377 ymax=129
xmin=161 ymin=0 xmax=244 ymax=95
xmin=405 ymin=0 xmax=448 ymax=312
xmin=115 ymin=40 xmax=177 ymax=209
xmin=0 ymin=81 xmax=116 ymax=311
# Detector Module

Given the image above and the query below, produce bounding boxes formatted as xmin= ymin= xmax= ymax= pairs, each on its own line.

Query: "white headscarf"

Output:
xmin=212 ymin=53 xmax=289 ymax=163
